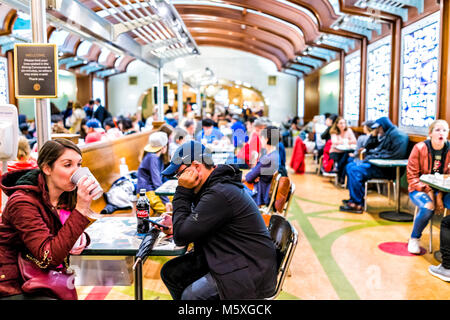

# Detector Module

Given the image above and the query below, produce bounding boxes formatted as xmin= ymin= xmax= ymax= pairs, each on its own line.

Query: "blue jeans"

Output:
xmin=160 ymin=252 xmax=220 ymax=300
xmin=409 ymin=190 xmax=450 ymax=239
xmin=181 ymin=273 xmax=220 ymax=300
xmin=346 ymin=160 xmax=391 ymax=205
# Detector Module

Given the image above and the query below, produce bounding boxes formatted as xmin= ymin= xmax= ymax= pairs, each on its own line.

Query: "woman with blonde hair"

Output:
xmin=407 ymin=119 xmax=450 ymax=255
xmin=66 ymin=102 xmax=87 ymax=134
xmin=6 ymin=136 xmax=38 ymax=172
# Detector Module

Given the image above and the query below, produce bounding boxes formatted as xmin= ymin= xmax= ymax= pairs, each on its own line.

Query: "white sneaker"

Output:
xmin=408 ymin=238 xmax=421 ymax=254
xmin=429 ymin=264 xmax=450 ymax=282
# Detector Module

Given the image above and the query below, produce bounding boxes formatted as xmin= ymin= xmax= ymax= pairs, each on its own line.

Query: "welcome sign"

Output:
xmin=14 ymin=43 xmax=58 ymax=98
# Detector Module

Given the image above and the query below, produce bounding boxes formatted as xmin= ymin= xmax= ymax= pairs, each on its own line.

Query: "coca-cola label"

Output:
xmin=137 ymin=209 xmax=149 ymax=218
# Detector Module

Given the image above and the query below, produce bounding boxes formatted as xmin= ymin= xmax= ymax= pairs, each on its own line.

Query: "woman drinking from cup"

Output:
xmin=407 ymin=120 xmax=450 ymax=254
xmin=0 ymin=139 xmax=100 ymax=299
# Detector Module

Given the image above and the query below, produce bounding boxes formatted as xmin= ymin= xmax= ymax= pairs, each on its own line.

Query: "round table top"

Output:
xmin=368 ymin=159 xmax=409 ymax=167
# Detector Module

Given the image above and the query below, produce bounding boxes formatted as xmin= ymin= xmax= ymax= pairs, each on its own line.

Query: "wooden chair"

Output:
xmin=260 ymin=172 xmax=282 ymax=215
xmin=272 ymin=177 xmax=295 ymax=217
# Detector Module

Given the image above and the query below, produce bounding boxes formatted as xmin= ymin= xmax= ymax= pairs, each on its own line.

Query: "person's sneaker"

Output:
xmin=407 ymin=238 xmax=421 ymax=254
xmin=339 ymin=202 xmax=363 ymax=214
xmin=429 ymin=264 xmax=450 ymax=282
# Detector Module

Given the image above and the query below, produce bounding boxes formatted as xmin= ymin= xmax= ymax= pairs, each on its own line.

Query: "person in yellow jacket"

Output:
xmin=137 ymin=132 xmax=172 ymax=216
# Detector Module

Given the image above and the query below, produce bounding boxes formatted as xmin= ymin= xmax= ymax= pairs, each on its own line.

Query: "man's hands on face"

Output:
xmin=178 ymin=166 xmax=202 ymax=189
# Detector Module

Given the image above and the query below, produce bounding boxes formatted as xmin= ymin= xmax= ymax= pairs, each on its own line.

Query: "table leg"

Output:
xmin=379 ymin=166 xmax=414 ymax=222
xmin=134 ymin=257 xmax=143 ymax=300
xmin=434 ymin=250 xmax=443 ymax=263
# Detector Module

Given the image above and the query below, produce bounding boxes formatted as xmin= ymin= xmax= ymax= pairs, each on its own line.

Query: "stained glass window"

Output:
xmin=366 ymin=36 xmax=391 ymax=121
xmin=344 ymin=50 xmax=360 ymax=127
xmin=0 ymin=57 xmax=9 ymax=105
xmin=399 ymin=11 xmax=440 ymax=134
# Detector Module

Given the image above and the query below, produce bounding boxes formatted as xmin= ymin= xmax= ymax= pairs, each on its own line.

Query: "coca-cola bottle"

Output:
xmin=136 ymin=189 xmax=150 ymax=234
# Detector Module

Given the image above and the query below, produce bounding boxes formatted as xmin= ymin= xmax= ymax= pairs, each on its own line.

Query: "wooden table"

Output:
xmin=80 ymin=217 xmax=186 ymax=300
xmin=419 ymin=174 xmax=450 ymax=262
xmin=368 ymin=159 xmax=411 ymax=222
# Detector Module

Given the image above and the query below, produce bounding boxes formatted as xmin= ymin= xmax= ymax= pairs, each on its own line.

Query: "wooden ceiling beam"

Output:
xmin=195 ymin=38 xmax=283 ymax=70
xmin=176 ymin=5 xmax=306 ymax=53
xmin=193 ymin=34 xmax=289 ymax=66
xmin=186 ymin=23 xmax=295 ymax=60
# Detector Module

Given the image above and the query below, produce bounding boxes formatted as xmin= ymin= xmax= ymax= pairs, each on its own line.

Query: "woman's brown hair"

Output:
xmin=329 ymin=116 xmax=347 ymax=135
xmin=37 ymin=139 xmax=82 ymax=210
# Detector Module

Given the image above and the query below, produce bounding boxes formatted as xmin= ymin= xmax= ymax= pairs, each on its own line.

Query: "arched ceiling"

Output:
xmin=1 ymin=0 xmax=426 ymax=76
xmin=170 ymin=0 xmax=396 ymax=73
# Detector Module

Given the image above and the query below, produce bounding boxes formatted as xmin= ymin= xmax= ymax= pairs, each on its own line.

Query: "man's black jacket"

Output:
xmin=172 ymin=164 xmax=278 ymax=299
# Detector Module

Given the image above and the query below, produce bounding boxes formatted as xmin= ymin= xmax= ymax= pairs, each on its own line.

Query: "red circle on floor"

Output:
xmin=378 ymin=241 xmax=426 ymax=256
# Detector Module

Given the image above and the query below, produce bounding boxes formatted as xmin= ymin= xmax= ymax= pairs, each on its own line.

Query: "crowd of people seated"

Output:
xmin=286 ymin=111 xmax=450 ymax=283
xmin=5 ymin=98 xmax=450 ymax=301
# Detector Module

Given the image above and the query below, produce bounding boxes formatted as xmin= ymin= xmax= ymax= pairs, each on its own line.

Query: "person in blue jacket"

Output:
xmin=230 ymin=115 xmax=247 ymax=147
xmin=340 ymin=117 xmax=409 ymax=214
xmin=195 ymin=118 xmax=224 ymax=144
xmin=244 ymin=126 xmax=282 ymax=206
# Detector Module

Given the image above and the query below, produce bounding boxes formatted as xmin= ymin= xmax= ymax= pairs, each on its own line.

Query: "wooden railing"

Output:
xmin=80 ymin=130 xmax=152 ymax=213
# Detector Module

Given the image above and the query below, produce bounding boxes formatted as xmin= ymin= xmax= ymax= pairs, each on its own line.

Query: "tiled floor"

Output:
xmin=75 ymin=154 xmax=450 ymax=300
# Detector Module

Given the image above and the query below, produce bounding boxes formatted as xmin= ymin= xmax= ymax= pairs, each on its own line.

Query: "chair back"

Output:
xmin=266 ymin=173 xmax=281 ymax=210
xmin=265 ymin=214 xmax=298 ymax=300
xmin=273 ymin=177 xmax=292 ymax=214
xmin=262 ymin=172 xmax=281 ymax=214
xmin=282 ymin=183 xmax=296 ymax=217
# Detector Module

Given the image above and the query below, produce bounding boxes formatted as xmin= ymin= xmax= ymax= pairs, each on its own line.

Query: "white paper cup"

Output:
xmin=70 ymin=167 xmax=103 ymax=200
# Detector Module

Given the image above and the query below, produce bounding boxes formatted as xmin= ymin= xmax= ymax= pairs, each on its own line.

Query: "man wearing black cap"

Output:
xmin=158 ymin=141 xmax=277 ymax=300
xmin=340 ymin=117 xmax=409 ymax=213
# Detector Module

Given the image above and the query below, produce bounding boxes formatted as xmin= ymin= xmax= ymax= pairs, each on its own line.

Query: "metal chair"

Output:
xmin=317 ymin=155 xmax=338 ymax=186
xmin=364 ymin=179 xmax=396 ymax=212
xmin=265 ymin=214 xmax=298 ymax=300
xmin=413 ymin=206 xmax=448 ymax=253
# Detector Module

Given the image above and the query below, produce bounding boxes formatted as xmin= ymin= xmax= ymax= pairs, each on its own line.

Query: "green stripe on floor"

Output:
xmin=289 ymin=195 xmax=406 ymax=300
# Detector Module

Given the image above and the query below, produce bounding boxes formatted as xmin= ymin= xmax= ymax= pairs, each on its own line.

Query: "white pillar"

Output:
xmin=157 ymin=66 xmax=164 ymax=121
xmin=31 ymin=0 xmax=51 ymax=150
xmin=177 ymin=71 xmax=183 ymax=123
xmin=196 ymin=87 xmax=202 ymax=117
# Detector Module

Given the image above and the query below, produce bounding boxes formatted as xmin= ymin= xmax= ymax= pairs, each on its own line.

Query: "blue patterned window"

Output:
xmin=344 ymin=50 xmax=360 ymax=127
xmin=366 ymin=36 xmax=391 ymax=121
xmin=0 ymin=57 xmax=9 ymax=105
xmin=399 ymin=11 xmax=440 ymax=134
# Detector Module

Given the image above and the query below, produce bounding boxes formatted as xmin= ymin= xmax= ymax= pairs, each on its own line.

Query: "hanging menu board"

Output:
xmin=14 ymin=43 xmax=58 ymax=98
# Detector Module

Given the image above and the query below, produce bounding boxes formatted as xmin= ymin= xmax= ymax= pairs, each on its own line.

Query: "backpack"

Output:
xmin=101 ymin=171 xmax=138 ymax=214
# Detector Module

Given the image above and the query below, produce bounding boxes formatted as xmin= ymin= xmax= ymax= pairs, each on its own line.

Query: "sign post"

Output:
xmin=13 ymin=0 xmax=56 ymax=151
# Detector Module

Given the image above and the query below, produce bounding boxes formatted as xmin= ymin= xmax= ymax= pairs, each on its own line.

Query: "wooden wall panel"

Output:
xmin=438 ymin=0 xmax=450 ymax=124
xmin=304 ymin=71 xmax=320 ymax=123
xmin=76 ymin=74 xmax=91 ymax=106
xmin=389 ymin=18 xmax=401 ymax=125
